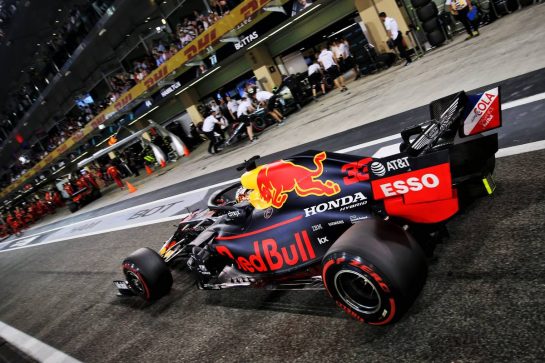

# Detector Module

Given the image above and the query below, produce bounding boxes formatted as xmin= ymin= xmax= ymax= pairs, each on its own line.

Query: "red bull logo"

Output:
xmin=241 ymin=152 xmax=341 ymax=209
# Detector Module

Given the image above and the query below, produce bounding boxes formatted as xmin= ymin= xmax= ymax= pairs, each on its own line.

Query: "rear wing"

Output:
xmin=429 ymin=87 xmax=502 ymax=137
xmin=401 ymin=87 xmax=502 ymax=156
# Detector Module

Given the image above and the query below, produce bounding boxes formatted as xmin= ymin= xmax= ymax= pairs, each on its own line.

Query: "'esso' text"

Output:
xmin=380 ymin=174 xmax=440 ymax=197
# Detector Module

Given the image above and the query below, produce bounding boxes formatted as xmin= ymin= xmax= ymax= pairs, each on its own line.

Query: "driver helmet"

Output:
xmin=235 ymin=187 xmax=251 ymax=203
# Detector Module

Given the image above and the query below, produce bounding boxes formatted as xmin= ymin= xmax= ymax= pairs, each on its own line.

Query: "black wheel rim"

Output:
xmin=334 ymin=270 xmax=382 ymax=315
xmin=125 ymin=270 xmax=145 ymax=296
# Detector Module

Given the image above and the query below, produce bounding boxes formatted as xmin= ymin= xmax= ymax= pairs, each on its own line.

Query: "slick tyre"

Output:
xmin=322 ymin=219 xmax=427 ymax=325
xmin=91 ymin=188 xmax=102 ymax=199
xmin=122 ymin=247 xmax=173 ymax=301
xmin=422 ymin=18 xmax=440 ymax=33
xmin=411 ymin=0 xmax=430 ymax=8
xmin=417 ymin=2 xmax=438 ymax=22
xmin=427 ymin=29 xmax=446 ymax=47
xmin=67 ymin=202 xmax=78 ymax=213
xmin=506 ymin=0 xmax=519 ymax=11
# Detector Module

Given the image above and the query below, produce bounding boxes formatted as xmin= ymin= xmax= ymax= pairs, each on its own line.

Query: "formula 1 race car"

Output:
xmin=115 ymin=88 xmax=502 ymax=325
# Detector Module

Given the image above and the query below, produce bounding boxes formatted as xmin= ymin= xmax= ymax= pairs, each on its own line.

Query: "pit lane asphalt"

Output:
xmin=0 ymin=148 xmax=544 ymax=362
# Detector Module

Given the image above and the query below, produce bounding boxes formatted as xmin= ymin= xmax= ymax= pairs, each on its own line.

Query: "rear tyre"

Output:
xmin=122 ymin=247 xmax=173 ymax=301
xmin=67 ymin=202 xmax=79 ymax=213
xmin=422 ymin=18 xmax=440 ymax=33
xmin=322 ymin=219 xmax=427 ymax=325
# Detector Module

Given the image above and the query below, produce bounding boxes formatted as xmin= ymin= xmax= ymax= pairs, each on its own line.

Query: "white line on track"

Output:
xmin=502 ymin=92 xmax=545 ymax=110
xmin=3 ymin=214 xmax=187 ymax=253
xmin=496 ymin=140 xmax=545 ymax=158
xmin=3 ymin=92 xmax=545 ymax=249
xmin=0 ymin=320 xmax=82 ymax=363
xmin=335 ymin=134 xmax=401 ymax=153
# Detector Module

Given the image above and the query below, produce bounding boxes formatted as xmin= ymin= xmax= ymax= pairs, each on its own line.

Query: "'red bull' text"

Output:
xmin=215 ymin=231 xmax=316 ymax=273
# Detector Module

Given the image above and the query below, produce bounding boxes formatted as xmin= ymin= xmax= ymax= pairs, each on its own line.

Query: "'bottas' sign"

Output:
xmin=234 ymin=31 xmax=259 ymax=50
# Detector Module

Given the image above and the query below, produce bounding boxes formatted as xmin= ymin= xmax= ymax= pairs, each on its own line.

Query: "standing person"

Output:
xmin=236 ymin=95 xmax=258 ymax=143
xmin=308 ymin=58 xmax=326 ymax=99
xmin=215 ymin=110 xmax=229 ymax=141
xmin=251 ymin=89 xmax=285 ymax=125
xmin=331 ymin=39 xmax=344 ymax=70
xmin=218 ymin=97 xmax=234 ymax=124
xmin=202 ymin=110 xmax=225 ymax=155
xmin=82 ymin=169 xmax=100 ymax=189
xmin=6 ymin=211 xmax=22 ymax=236
xmin=106 ymin=164 xmax=125 ymax=190
xmin=141 ymin=146 xmax=156 ymax=166
xmin=244 ymin=81 xmax=260 ymax=98
xmin=318 ymin=45 xmax=347 ymax=92
xmin=124 ymin=149 xmax=141 ymax=177
xmin=278 ymin=74 xmax=305 ymax=109
xmin=340 ymin=37 xmax=360 ymax=80
xmin=45 ymin=188 xmax=64 ymax=207
xmin=445 ymin=0 xmax=479 ymax=40
xmin=63 ymin=182 xmax=75 ymax=197
xmin=379 ymin=12 xmax=412 ymax=66
xmin=14 ymin=206 xmax=27 ymax=228
xmin=209 ymin=99 xmax=221 ymax=114
xmin=226 ymin=95 xmax=239 ymax=121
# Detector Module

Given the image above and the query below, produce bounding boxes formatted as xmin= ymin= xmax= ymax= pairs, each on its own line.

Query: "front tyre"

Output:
xmin=122 ymin=247 xmax=173 ymax=301
xmin=322 ymin=219 xmax=427 ymax=325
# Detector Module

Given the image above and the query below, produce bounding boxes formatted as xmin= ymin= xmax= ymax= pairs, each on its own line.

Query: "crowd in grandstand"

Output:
xmin=3 ymin=1 xmax=243 ymax=188
xmin=0 ymin=0 xmax=18 ymax=42
xmin=105 ymin=1 xmax=242 ymax=107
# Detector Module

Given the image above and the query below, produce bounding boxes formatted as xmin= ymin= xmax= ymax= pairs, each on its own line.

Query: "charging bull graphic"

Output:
xmin=241 ymin=152 xmax=341 ymax=209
